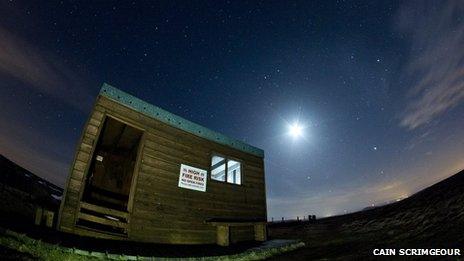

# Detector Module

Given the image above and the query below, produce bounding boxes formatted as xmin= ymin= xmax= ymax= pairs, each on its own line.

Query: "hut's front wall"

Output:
xmin=58 ymin=106 xmax=105 ymax=235
xmin=58 ymin=95 xmax=266 ymax=244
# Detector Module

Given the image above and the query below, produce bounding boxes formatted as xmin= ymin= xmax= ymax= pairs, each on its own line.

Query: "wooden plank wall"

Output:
xmin=58 ymin=105 xmax=105 ymax=233
xmin=230 ymin=226 xmax=255 ymax=243
xmin=59 ymin=96 xmax=266 ymax=244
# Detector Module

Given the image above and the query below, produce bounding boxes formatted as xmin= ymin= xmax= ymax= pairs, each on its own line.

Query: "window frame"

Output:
xmin=209 ymin=152 xmax=244 ymax=186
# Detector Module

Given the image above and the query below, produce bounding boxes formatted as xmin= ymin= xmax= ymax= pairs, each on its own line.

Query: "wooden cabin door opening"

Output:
xmin=82 ymin=117 xmax=143 ymax=212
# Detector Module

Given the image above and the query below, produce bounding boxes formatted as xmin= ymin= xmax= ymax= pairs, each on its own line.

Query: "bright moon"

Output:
xmin=289 ymin=123 xmax=303 ymax=138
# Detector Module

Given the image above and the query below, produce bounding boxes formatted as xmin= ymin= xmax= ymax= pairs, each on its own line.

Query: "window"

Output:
xmin=211 ymin=155 xmax=226 ymax=182
xmin=210 ymin=155 xmax=242 ymax=185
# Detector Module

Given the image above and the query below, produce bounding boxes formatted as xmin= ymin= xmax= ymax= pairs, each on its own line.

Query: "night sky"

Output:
xmin=1 ymin=0 xmax=464 ymax=219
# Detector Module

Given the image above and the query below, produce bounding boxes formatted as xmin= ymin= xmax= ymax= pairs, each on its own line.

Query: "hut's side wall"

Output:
xmin=58 ymin=95 xmax=266 ymax=244
xmin=58 ymin=105 xmax=105 ymax=233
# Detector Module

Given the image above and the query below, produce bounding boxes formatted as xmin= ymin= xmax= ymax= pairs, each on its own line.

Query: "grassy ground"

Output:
xmin=0 ymin=245 xmax=36 ymax=261
xmin=0 ymin=228 xmax=304 ymax=260
xmin=0 ymin=229 xmax=90 ymax=261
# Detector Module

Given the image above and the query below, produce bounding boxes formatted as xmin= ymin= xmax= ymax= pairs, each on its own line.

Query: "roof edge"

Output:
xmin=99 ymin=83 xmax=264 ymax=158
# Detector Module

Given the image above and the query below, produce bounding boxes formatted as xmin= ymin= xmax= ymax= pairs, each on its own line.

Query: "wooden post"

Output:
xmin=254 ymin=223 xmax=267 ymax=241
xmin=34 ymin=207 xmax=43 ymax=226
xmin=43 ymin=210 xmax=54 ymax=228
xmin=217 ymin=225 xmax=230 ymax=246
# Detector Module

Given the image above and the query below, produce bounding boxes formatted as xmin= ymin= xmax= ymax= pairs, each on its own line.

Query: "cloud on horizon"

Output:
xmin=0 ymin=116 xmax=70 ymax=187
xmin=397 ymin=0 xmax=464 ymax=130
xmin=267 ymin=155 xmax=464 ymax=219
xmin=268 ymin=179 xmax=409 ymax=219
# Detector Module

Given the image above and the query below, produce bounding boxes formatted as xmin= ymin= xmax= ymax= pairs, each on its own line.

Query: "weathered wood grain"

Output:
xmin=80 ymin=202 xmax=129 ymax=219
xmin=59 ymin=94 xmax=266 ymax=245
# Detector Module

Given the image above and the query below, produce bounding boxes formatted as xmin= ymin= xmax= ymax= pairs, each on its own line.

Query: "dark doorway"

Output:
xmin=82 ymin=117 xmax=143 ymax=212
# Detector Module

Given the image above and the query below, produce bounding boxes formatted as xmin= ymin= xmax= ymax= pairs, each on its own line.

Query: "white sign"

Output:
xmin=178 ymin=164 xmax=207 ymax=192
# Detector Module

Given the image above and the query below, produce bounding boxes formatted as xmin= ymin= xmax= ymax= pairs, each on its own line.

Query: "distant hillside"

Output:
xmin=0 ymin=154 xmax=63 ymax=223
xmin=269 ymin=169 xmax=464 ymax=260
xmin=324 ymin=168 xmax=464 ymax=226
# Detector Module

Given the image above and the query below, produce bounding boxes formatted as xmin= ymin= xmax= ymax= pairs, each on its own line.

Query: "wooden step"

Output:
xmin=80 ymin=202 xmax=129 ymax=219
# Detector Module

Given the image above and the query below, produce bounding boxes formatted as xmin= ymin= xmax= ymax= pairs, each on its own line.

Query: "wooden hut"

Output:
xmin=58 ymin=83 xmax=266 ymax=246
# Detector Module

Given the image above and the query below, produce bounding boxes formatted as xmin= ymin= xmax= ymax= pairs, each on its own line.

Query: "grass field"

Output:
xmin=0 ymin=228 xmax=304 ymax=260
